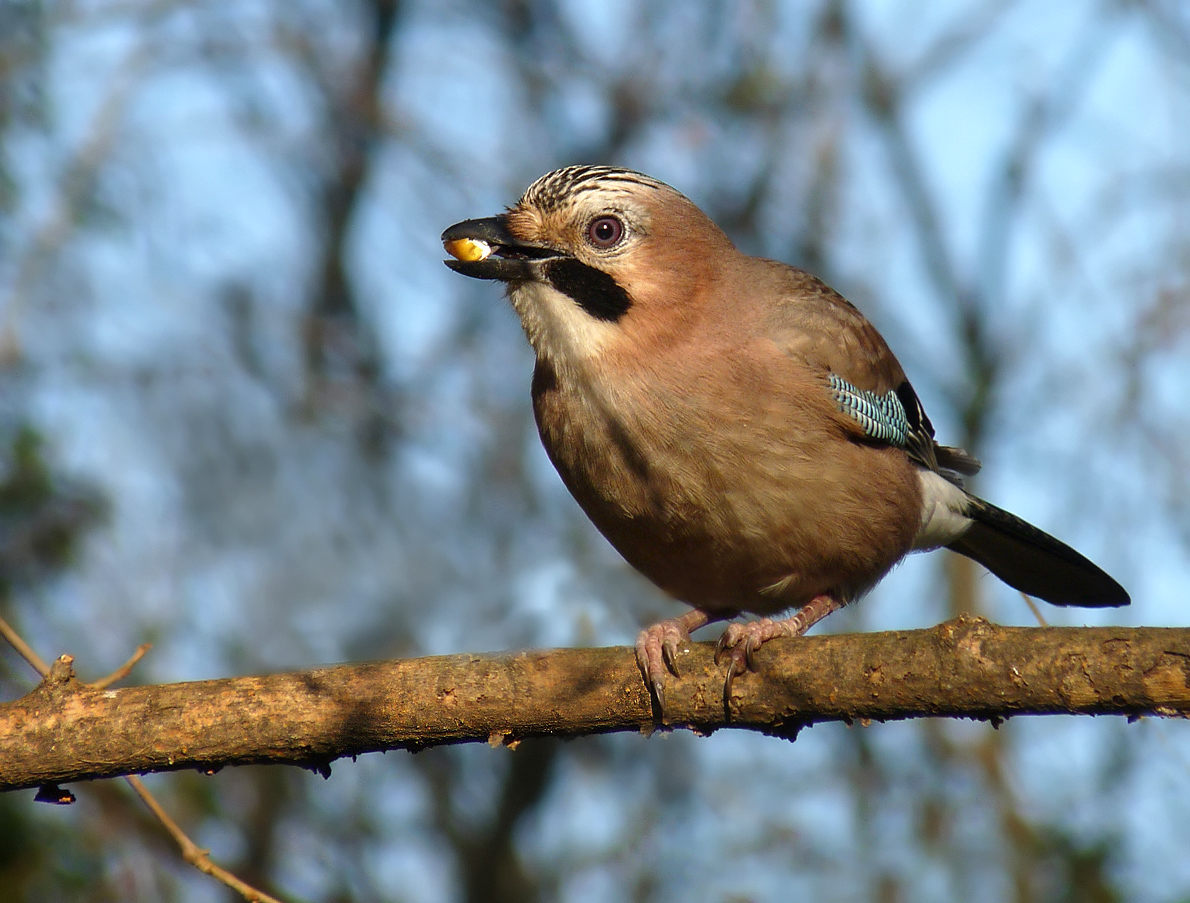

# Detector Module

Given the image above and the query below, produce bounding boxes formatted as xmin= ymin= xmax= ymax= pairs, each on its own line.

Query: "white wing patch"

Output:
xmin=913 ymin=469 xmax=974 ymax=550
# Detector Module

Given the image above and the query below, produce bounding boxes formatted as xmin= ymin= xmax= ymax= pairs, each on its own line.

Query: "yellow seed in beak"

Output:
xmin=444 ymin=237 xmax=492 ymax=262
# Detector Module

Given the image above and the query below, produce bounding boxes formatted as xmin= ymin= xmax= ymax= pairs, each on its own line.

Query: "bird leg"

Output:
xmin=635 ymin=608 xmax=723 ymax=712
xmin=715 ymin=594 xmax=845 ymax=710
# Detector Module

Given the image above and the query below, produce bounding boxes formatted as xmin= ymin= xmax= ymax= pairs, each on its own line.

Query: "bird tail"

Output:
xmin=947 ymin=497 xmax=1129 ymax=607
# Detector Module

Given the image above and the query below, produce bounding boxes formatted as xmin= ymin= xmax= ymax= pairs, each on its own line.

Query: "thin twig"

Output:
xmin=1019 ymin=591 xmax=1048 ymax=628
xmin=0 ymin=617 xmax=289 ymax=903
xmin=0 ymin=614 xmax=50 ymax=677
xmin=91 ymin=643 xmax=152 ymax=690
xmin=124 ymin=776 xmax=289 ymax=903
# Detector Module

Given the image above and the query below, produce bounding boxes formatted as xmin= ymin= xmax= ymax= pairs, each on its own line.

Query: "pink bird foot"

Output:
xmin=634 ymin=609 xmax=716 ymax=713
xmin=715 ymin=594 xmax=844 ymax=713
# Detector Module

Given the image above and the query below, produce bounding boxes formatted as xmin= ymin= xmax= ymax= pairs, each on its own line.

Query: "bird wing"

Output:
xmin=758 ymin=261 xmax=980 ymax=481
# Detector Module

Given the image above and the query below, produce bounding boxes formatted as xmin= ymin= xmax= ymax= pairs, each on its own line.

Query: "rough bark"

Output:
xmin=2 ymin=616 xmax=1188 ymax=793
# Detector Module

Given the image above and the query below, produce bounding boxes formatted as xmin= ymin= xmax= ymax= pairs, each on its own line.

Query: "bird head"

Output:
xmin=442 ymin=166 xmax=737 ymax=370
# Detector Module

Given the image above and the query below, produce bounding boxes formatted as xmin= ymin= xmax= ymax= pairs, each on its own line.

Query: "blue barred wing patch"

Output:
xmin=827 ymin=374 xmax=910 ymax=446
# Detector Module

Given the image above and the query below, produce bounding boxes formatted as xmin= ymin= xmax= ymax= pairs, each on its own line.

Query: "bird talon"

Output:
xmin=634 ymin=641 xmax=667 ymax=714
xmin=635 ymin=611 xmax=714 ymax=716
xmin=661 ymin=635 xmax=684 ymax=677
xmin=744 ymin=637 xmax=762 ymax=671
xmin=714 ymin=623 xmax=743 ymax=666
xmin=721 ymin=649 xmax=748 ymax=714
xmin=741 ymin=619 xmax=770 ymax=670
xmin=652 ymin=675 xmax=668 ymax=713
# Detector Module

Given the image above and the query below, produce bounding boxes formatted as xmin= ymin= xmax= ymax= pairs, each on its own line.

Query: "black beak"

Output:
xmin=441 ymin=215 xmax=558 ymax=282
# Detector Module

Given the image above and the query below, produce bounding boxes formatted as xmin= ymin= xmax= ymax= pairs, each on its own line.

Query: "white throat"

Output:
xmin=508 ymin=281 xmax=619 ymax=370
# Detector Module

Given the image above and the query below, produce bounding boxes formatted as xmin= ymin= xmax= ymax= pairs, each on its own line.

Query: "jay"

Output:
xmin=442 ymin=165 xmax=1129 ymax=708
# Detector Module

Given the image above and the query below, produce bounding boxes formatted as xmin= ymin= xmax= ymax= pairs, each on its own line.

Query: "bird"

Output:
xmin=440 ymin=164 xmax=1129 ymax=712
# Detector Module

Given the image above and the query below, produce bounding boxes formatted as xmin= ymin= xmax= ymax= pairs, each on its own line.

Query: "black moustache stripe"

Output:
xmin=542 ymin=258 xmax=633 ymax=322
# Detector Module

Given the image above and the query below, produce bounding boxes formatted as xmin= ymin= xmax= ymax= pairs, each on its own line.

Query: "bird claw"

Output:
xmin=715 ymin=618 xmax=779 ymax=712
xmin=635 ymin=620 xmax=693 ymax=714
xmin=718 ymin=643 xmax=749 ymax=714
xmin=635 ymin=611 xmax=714 ymax=717
xmin=713 ymin=596 xmax=844 ymax=714
xmin=661 ymin=631 xmax=685 ymax=673
xmin=716 ymin=618 xmax=779 ymax=666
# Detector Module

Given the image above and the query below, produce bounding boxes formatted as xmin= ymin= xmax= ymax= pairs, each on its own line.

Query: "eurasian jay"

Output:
xmin=441 ymin=165 xmax=1129 ymax=709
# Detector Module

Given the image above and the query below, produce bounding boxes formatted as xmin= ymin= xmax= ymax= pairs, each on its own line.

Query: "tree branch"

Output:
xmin=3 ymin=616 xmax=1187 ymax=793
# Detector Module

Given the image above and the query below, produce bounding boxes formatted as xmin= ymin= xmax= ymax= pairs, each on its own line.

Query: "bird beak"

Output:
xmin=441 ymin=215 xmax=559 ymax=282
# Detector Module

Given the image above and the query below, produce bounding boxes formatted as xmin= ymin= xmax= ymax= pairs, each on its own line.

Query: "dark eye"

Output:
xmin=586 ymin=215 xmax=624 ymax=249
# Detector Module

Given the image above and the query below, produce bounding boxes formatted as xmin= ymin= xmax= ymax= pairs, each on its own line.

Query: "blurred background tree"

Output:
xmin=1 ymin=1 xmax=1188 ymax=901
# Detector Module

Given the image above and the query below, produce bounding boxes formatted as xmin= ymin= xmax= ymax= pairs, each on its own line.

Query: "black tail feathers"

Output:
xmin=946 ymin=498 xmax=1129 ymax=608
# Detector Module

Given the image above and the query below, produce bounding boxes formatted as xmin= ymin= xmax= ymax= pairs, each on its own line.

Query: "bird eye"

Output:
xmin=586 ymin=215 xmax=624 ymax=249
